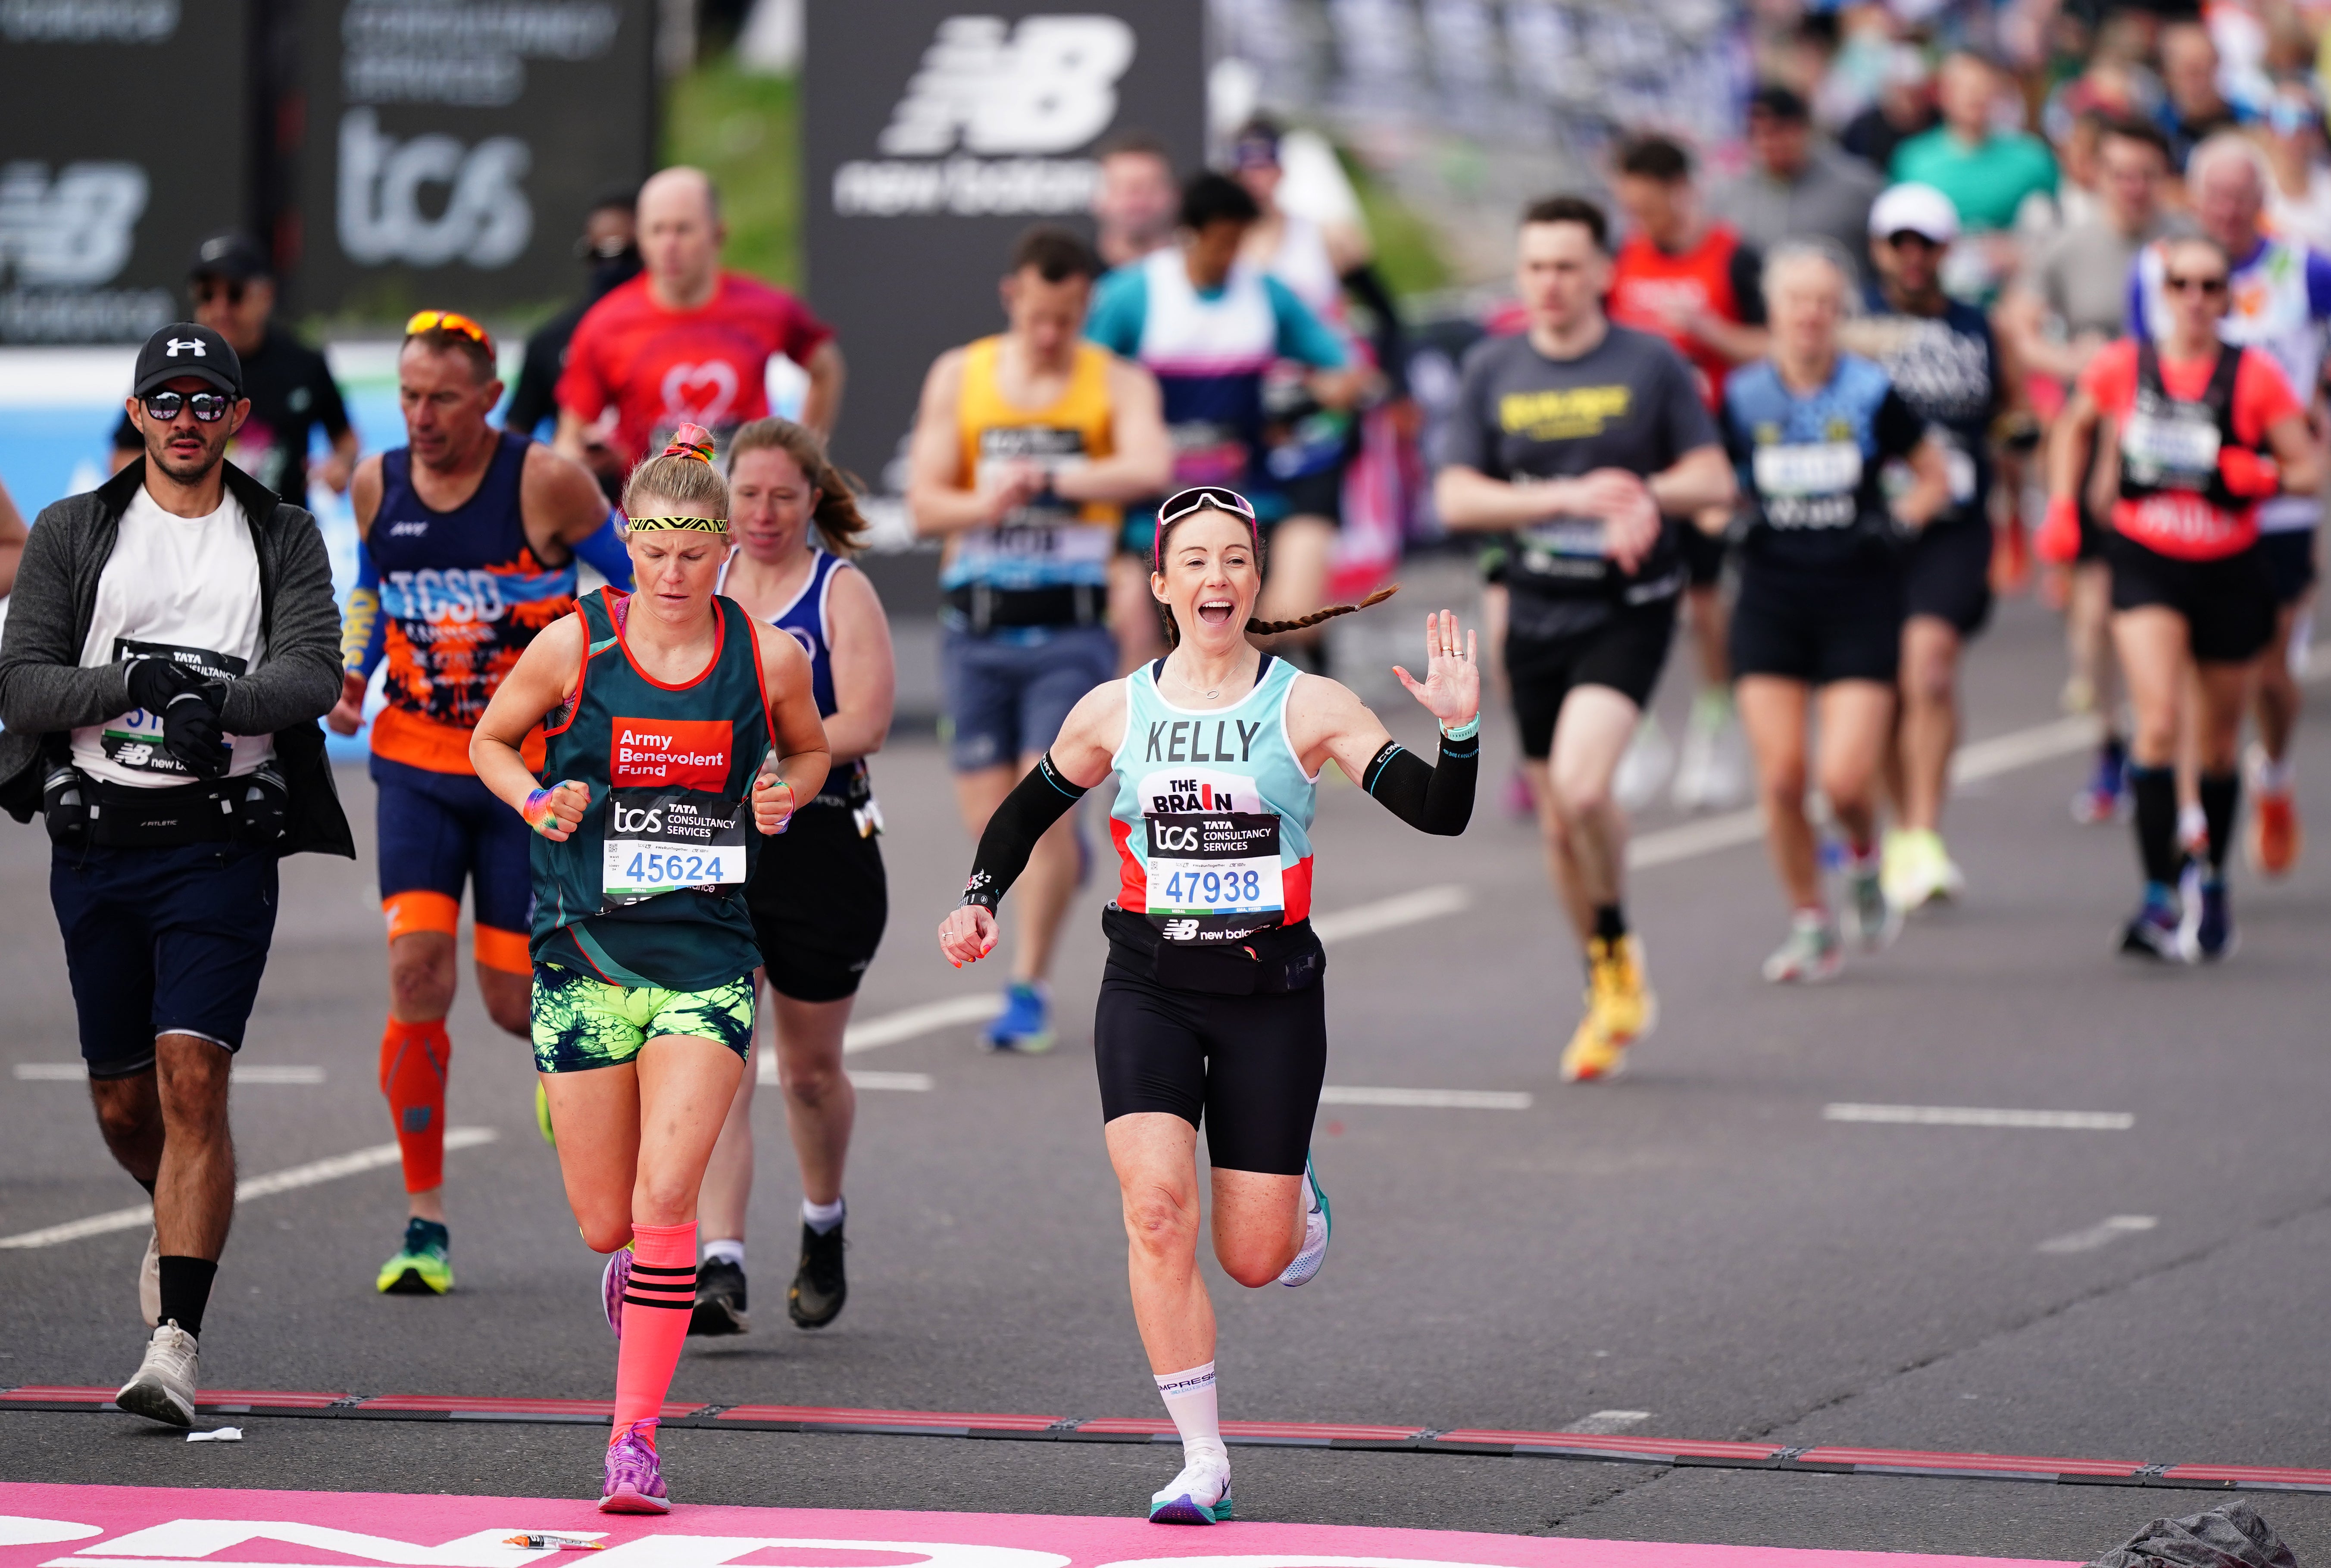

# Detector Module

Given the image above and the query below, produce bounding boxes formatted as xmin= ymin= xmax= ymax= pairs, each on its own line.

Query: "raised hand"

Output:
xmin=1391 ymin=609 xmax=1481 ymax=730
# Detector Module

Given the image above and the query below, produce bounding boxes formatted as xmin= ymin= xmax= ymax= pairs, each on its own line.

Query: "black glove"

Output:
xmin=128 ymin=659 xmax=231 ymax=778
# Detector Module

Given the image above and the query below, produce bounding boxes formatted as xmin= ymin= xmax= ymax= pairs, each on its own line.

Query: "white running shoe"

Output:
xmin=1148 ymin=1449 xmax=1233 ymax=1524
xmin=116 ymin=1321 xmax=199 ymax=1427
xmin=1613 ymin=716 xmax=1675 ymax=812
xmin=1673 ymin=693 xmax=1750 ymax=812
xmin=1277 ymin=1154 xmax=1330 ymax=1287
xmin=138 ymin=1227 xmax=160 ymax=1328
xmin=1762 ymin=912 xmax=1844 ymax=984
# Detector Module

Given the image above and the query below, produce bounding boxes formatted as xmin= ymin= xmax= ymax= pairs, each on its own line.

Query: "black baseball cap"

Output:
xmin=133 ymin=323 xmax=244 ymax=398
xmin=187 ymin=232 xmax=271 ymax=283
xmin=1748 ymin=83 xmax=1812 ymax=123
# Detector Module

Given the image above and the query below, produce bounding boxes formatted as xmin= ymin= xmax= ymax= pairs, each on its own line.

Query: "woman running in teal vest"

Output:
xmin=472 ymin=425 xmax=830 ymax=1515
xmin=937 ymin=485 xmax=1480 ymax=1526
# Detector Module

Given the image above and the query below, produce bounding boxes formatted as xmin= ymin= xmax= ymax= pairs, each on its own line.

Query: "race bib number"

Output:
xmin=602 ymin=789 xmax=747 ymax=904
xmin=100 ymin=638 xmax=247 ymax=777
xmin=1754 ymin=440 xmax=1863 ymax=496
xmin=2122 ymin=406 xmax=2221 ymax=486
xmin=1147 ymin=812 xmax=1284 ymax=943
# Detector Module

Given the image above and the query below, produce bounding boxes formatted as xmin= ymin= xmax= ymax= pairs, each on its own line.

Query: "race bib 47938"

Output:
xmin=1145 ymin=812 xmax=1284 ymax=943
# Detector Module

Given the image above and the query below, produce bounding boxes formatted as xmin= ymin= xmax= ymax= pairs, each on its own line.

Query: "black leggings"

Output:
xmin=1094 ymin=953 xmax=1327 ymax=1177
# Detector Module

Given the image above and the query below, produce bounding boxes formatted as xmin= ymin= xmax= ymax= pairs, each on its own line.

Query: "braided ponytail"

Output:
xmin=1159 ymin=584 xmax=1399 ymax=648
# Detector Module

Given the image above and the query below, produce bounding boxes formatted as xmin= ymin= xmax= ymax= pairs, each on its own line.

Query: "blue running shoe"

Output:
xmin=1147 ymin=1454 xmax=1233 ymax=1524
xmin=2072 ymin=742 xmax=2130 ymax=825
xmin=2193 ymin=878 xmax=2235 ymax=961
xmin=2119 ymin=885 xmax=2190 ymax=963
xmin=984 ymin=983 xmax=1055 ymax=1054
xmin=1278 ymin=1153 xmax=1330 ymax=1286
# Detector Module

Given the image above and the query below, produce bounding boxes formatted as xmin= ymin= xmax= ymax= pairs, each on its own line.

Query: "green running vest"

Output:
xmin=529 ymin=587 xmax=772 ymax=991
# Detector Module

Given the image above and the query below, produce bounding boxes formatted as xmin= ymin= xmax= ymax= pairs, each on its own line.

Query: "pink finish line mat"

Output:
xmin=0 ymin=1484 xmax=2074 ymax=1568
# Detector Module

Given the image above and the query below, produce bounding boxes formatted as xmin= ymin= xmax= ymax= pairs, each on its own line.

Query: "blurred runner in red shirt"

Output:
xmin=556 ymin=166 xmax=845 ymax=469
xmin=1609 ymin=134 xmax=1770 ymax=815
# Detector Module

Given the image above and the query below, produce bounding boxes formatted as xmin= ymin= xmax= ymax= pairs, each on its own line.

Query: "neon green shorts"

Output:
xmin=530 ymin=965 xmax=756 ymax=1073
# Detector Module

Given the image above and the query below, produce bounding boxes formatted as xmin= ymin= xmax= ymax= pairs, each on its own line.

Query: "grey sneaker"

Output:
xmin=116 ymin=1320 xmax=199 ymax=1427
xmin=138 ymin=1227 xmax=160 ymax=1328
xmin=1841 ymin=861 xmax=1900 ymax=952
xmin=1762 ymin=912 xmax=1844 ymax=984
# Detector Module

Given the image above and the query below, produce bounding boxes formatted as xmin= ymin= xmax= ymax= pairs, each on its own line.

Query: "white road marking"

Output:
xmin=843 ymin=995 xmax=1001 ymax=1055
xmin=12 ymin=1063 xmax=325 ymax=1084
xmin=1824 ymin=1103 xmax=2135 ymax=1131
xmin=1309 ymin=883 xmax=1472 ymax=943
xmin=1319 ymin=1085 xmax=1533 ymax=1110
xmin=0 ymin=1127 xmax=499 ymax=1250
xmin=2037 ymin=1214 xmax=2159 ymax=1253
xmin=847 ymin=1069 xmax=934 ymax=1092
xmin=1564 ymin=1409 xmax=1653 ymax=1434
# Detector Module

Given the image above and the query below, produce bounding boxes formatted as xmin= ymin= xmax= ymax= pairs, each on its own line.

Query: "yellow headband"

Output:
xmin=626 ymin=514 xmax=728 ymax=532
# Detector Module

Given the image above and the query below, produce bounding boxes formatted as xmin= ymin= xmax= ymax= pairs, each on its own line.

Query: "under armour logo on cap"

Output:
xmin=133 ymin=322 xmax=242 ymax=399
xmin=165 ymin=338 xmax=206 ymax=357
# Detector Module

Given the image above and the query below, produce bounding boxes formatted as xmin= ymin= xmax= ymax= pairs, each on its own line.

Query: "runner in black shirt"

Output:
xmin=1436 ymin=195 xmax=1735 ymax=1084
xmin=108 ymin=235 xmax=355 ymax=504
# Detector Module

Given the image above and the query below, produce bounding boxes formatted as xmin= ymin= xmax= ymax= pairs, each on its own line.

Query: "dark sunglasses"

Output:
xmin=142 ymin=390 xmax=233 ymax=423
xmin=2165 ymin=272 xmax=2229 ymax=295
xmin=192 ymin=278 xmax=246 ymax=306
xmin=1884 ymin=230 xmax=1944 ymax=250
xmin=1152 ymin=486 xmax=1259 ymax=566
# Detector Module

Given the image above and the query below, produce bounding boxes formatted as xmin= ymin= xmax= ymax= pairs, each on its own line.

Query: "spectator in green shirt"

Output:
xmin=1891 ymin=51 xmax=2058 ymax=233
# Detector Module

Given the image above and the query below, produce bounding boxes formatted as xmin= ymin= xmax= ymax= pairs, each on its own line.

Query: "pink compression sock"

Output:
xmin=610 ymin=1221 xmax=696 ymax=1445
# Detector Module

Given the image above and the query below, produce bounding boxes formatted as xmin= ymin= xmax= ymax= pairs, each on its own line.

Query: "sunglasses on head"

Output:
xmin=142 ymin=390 xmax=233 ymax=423
xmin=404 ymin=309 xmax=496 ymax=355
xmin=2165 ymin=272 xmax=2229 ymax=295
xmin=1152 ymin=486 xmax=1259 ymax=565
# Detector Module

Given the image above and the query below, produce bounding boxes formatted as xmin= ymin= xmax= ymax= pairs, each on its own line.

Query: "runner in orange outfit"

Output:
xmin=328 ymin=310 xmax=634 ymax=1293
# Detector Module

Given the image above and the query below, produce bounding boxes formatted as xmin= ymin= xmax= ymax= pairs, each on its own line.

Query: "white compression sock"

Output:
xmin=803 ymin=1196 xmax=846 ymax=1234
xmin=702 ymin=1238 xmax=744 ymax=1268
xmin=1154 ymin=1362 xmax=1225 ymax=1464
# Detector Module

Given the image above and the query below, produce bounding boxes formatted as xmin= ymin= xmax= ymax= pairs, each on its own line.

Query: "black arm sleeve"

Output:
xmin=1340 ymin=261 xmax=1409 ymax=397
xmin=960 ymin=751 xmax=1089 ymax=909
xmin=1359 ymin=729 xmax=1478 ymax=837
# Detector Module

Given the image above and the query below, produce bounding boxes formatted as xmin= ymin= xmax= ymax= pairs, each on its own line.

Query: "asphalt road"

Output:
xmin=4 ymin=571 xmax=2329 ymax=1561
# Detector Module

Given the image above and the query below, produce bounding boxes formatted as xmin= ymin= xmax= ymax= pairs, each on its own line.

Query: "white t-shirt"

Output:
xmin=73 ymin=484 xmax=273 ymax=787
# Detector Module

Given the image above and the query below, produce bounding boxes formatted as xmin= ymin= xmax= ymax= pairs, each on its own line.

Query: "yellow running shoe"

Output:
xmin=377 ymin=1218 xmax=453 ymax=1295
xmin=535 ymin=1081 xmax=556 ymax=1147
xmin=1560 ymin=936 xmax=1655 ymax=1083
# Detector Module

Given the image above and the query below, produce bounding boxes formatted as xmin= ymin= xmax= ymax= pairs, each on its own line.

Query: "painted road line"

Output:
xmin=2037 ymin=1214 xmax=2159 ymax=1253
xmin=1311 ymin=882 xmax=1472 ymax=943
xmin=841 ymin=994 xmax=1000 ymax=1055
xmin=12 ymin=1063 xmax=326 ymax=1084
xmin=1564 ymin=1409 xmax=1653 ymax=1435
xmin=1319 ymin=1085 xmax=1533 ymax=1110
xmin=0 ymin=1128 xmax=498 ymax=1250
xmin=1824 ymin=1103 xmax=2134 ymax=1130
xmin=755 ymin=1053 xmax=936 ymax=1090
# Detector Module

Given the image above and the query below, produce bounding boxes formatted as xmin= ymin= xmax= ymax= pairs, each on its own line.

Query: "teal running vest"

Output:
xmin=1107 ymin=653 xmax=1317 ymax=943
xmin=530 ymin=587 xmax=772 ymax=990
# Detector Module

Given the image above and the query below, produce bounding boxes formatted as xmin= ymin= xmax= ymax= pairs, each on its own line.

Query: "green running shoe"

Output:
xmin=377 ymin=1217 xmax=453 ymax=1295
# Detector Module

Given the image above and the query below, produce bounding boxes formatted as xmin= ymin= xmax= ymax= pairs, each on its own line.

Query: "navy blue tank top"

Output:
xmin=719 ymin=547 xmax=871 ymax=809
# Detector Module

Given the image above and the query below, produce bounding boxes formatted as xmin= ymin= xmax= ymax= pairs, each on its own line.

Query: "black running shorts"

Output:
xmin=1903 ymin=515 xmax=1995 ymax=636
xmin=2258 ymin=527 xmax=2319 ymax=607
xmin=1731 ymin=555 xmax=1906 ymax=686
xmin=1680 ymin=521 xmax=1731 ymax=589
xmin=1504 ymin=597 xmax=1678 ymax=761
xmin=2107 ymin=534 xmax=2275 ymax=665
xmin=1095 ymin=935 xmax=1327 ymax=1178
xmin=745 ymin=803 xmax=887 ymax=1002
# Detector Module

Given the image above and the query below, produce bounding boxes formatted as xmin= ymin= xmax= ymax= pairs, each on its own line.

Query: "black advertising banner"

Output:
xmin=804 ymin=0 xmax=1206 ymax=487
xmin=294 ymin=0 xmax=656 ymax=320
xmin=0 ymin=0 xmax=253 ymax=343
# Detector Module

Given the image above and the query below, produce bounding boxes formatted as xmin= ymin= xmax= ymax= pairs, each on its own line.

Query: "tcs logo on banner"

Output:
xmin=337 ymin=107 xmax=531 ymax=269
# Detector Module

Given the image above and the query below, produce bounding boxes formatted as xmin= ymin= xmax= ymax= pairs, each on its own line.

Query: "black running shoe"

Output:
xmin=689 ymin=1258 xmax=749 ymax=1336
xmin=788 ymin=1221 xmax=847 ymax=1328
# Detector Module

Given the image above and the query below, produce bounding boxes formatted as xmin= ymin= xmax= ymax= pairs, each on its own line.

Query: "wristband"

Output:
xmin=1439 ymin=714 xmax=1481 ymax=743
xmin=522 ymin=781 xmax=583 ymax=837
xmin=761 ymin=776 xmax=797 ymax=813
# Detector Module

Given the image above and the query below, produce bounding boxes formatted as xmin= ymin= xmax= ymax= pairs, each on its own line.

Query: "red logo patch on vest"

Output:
xmin=612 ymin=718 xmax=731 ymax=789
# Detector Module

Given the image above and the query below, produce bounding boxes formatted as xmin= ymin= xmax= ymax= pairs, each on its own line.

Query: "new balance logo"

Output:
xmin=164 ymin=337 xmax=204 ymax=356
xmin=1162 ymin=918 xmax=1200 ymax=941
xmin=877 ymin=15 xmax=1134 ymax=156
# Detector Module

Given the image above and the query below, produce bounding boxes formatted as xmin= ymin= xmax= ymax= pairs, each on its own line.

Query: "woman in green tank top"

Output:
xmin=471 ymin=427 xmax=831 ymax=1514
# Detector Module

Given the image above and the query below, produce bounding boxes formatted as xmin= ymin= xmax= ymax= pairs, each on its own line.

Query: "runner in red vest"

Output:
xmin=1609 ymin=134 xmax=1770 ymax=814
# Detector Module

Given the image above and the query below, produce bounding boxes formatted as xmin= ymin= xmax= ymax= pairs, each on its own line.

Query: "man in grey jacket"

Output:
xmin=1712 ymin=84 xmax=1885 ymax=283
xmin=0 ymin=322 xmax=351 ymax=1427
